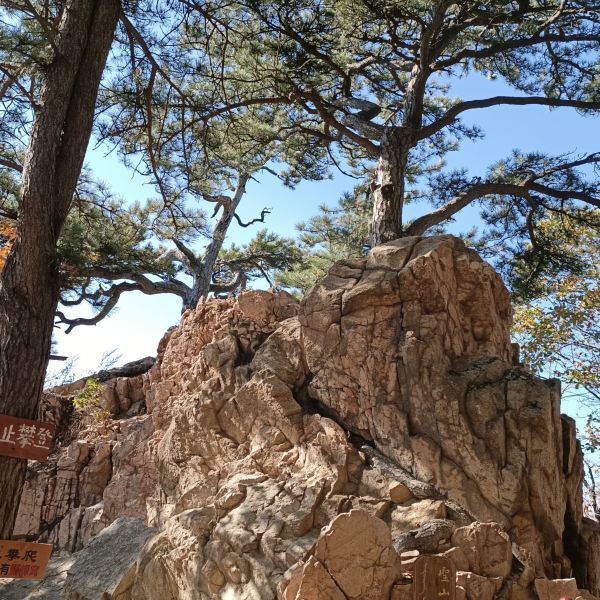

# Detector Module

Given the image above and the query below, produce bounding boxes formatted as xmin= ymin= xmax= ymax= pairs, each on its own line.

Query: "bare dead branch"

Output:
xmin=233 ymin=207 xmax=271 ymax=228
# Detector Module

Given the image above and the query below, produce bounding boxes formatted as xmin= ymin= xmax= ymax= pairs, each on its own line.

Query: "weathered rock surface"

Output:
xmin=64 ymin=517 xmax=156 ymax=600
xmin=2 ymin=235 xmax=598 ymax=600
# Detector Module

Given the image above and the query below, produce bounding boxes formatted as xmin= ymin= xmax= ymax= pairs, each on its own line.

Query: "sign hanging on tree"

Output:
xmin=0 ymin=540 xmax=52 ymax=580
xmin=414 ymin=555 xmax=456 ymax=600
xmin=0 ymin=414 xmax=55 ymax=461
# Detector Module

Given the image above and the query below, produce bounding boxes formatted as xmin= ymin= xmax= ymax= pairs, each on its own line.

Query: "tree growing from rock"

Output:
xmin=52 ymin=187 xmax=302 ymax=331
xmin=278 ymin=192 xmax=600 ymax=450
xmin=0 ymin=2 xmax=308 ymax=338
xmin=47 ymin=3 xmax=331 ymax=328
xmin=280 ymin=191 xmax=600 ymax=525
xmin=192 ymin=0 xmax=600 ymax=251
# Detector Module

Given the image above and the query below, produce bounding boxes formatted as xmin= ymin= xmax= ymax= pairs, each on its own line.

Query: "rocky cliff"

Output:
xmin=1 ymin=235 xmax=598 ymax=600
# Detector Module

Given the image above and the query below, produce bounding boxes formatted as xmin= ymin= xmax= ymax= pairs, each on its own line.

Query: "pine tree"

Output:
xmin=276 ymin=185 xmax=371 ymax=295
xmin=188 ymin=0 xmax=600 ymax=247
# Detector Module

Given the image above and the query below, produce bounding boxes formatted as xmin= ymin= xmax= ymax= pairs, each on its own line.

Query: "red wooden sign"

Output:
xmin=0 ymin=540 xmax=52 ymax=580
xmin=414 ymin=555 xmax=456 ymax=600
xmin=0 ymin=414 xmax=55 ymax=461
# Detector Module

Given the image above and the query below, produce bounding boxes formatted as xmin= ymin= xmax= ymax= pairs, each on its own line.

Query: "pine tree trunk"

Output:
xmin=0 ymin=0 xmax=120 ymax=538
xmin=370 ymin=128 xmax=409 ymax=246
xmin=370 ymin=59 xmax=428 ymax=247
xmin=186 ymin=174 xmax=250 ymax=308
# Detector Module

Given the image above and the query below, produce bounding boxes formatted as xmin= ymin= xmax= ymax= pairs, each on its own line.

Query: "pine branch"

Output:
xmin=405 ymin=154 xmax=600 ymax=236
xmin=171 ymin=238 xmax=199 ymax=268
xmin=89 ymin=267 xmax=190 ymax=297
xmin=21 ymin=0 xmax=58 ymax=52
xmin=120 ymin=12 xmax=187 ymax=101
xmin=405 ymin=182 xmax=532 ymax=236
xmin=56 ymin=281 xmax=142 ymax=333
xmin=56 ymin=272 xmax=189 ymax=333
xmin=420 ymin=96 xmax=600 ymax=139
xmin=0 ymin=157 xmax=23 ymax=173
xmin=209 ymin=270 xmax=246 ymax=294
xmin=436 ymin=33 xmax=600 ymax=70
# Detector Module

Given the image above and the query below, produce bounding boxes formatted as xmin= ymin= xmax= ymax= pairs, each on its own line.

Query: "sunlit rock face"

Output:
xmin=3 ymin=235 xmax=598 ymax=600
xmin=298 ymin=236 xmax=566 ymax=572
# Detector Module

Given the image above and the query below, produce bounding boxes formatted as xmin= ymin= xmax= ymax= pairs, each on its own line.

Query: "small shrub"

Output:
xmin=72 ymin=378 xmax=110 ymax=422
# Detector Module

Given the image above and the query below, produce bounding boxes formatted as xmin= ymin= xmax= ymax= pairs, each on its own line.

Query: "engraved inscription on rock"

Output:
xmin=414 ymin=555 xmax=456 ymax=600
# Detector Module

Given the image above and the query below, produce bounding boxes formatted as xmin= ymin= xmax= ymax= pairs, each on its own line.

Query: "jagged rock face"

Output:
xmin=3 ymin=235 xmax=599 ymax=600
xmin=298 ymin=236 xmax=568 ymax=570
xmin=12 ymin=374 xmax=155 ymax=552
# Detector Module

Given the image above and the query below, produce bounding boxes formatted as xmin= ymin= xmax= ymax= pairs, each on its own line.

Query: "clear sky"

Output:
xmin=47 ymin=73 xmax=598 ymax=425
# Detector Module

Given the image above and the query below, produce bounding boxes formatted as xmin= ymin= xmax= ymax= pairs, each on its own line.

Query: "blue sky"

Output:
xmin=48 ymin=73 xmax=598 ymax=425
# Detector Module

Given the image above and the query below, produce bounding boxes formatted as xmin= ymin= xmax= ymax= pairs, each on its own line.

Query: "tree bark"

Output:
xmin=370 ymin=127 xmax=410 ymax=246
xmin=0 ymin=0 xmax=120 ymax=538
xmin=369 ymin=52 xmax=430 ymax=246
xmin=186 ymin=174 xmax=250 ymax=308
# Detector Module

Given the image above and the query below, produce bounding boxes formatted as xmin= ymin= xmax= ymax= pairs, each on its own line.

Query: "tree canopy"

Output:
xmin=0 ymin=0 xmax=322 ymax=331
xmin=2 ymin=1 xmax=600 ymax=331
xmin=183 ymin=0 xmax=600 ymax=250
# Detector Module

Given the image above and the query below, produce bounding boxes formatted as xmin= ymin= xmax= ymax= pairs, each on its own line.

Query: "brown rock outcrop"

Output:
xmin=282 ymin=509 xmax=401 ymax=600
xmin=12 ymin=361 xmax=156 ymax=552
xmin=3 ymin=235 xmax=598 ymax=600
xmin=299 ymin=236 xmax=564 ymax=573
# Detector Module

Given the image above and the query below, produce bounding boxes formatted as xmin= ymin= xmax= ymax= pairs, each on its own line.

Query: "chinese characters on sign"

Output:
xmin=414 ymin=555 xmax=456 ymax=600
xmin=0 ymin=540 xmax=52 ymax=580
xmin=0 ymin=414 xmax=55 ymax=461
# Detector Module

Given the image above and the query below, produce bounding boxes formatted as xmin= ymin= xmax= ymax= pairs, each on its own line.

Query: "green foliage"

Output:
xmin=511 ymin=215 xmax=599 ymax=449
xmin=469 ymin=153 xmax=600 ymax=294
xmin=3 ymin=0 xmax=599 ymax=339
xmin=59 ymin=200 xmax=172 ymax=282
xmin=276 ymin=185 xmax=371 ymax=294
xmin=54 ymin=174 xmax=204 ymax=313
xmin=217 ymin=229 xmax=303 ymax=288
xmin=72 ymin=378 xmax=110 ymax=422
xmin=510 ymin=208 xmax=600 ymax=303
xmin=196 ymin=0 xmax=600 ymax=200
xmin=0 ymin=1 xmax=56 ymax=171
xmin=98 ymin=4 xmax=333 ymax=203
